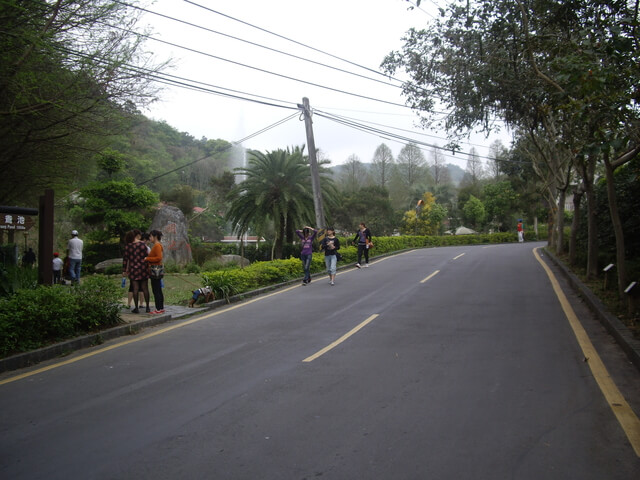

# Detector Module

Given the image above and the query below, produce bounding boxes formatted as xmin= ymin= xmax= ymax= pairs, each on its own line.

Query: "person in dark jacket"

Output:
xmin=353 ymin=222 xmax=372 ymax=268
xmin=320 ymin=227 xmax=340 ymax=286
xmin=22 ymin=248 xmax=36 ymax=268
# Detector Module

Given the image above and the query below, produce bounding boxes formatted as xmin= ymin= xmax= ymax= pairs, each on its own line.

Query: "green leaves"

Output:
xmin=226 ymin=148 xmax=319 ymax=258
xmin=80 ymin=175 xmax=158 ymax=240
xmin=0 ymin=276 xmax=123 ymax=357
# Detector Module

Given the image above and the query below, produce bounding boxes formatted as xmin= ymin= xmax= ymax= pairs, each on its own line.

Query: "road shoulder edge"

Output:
xmin=543 ymin=247 xmax=640 ymax=372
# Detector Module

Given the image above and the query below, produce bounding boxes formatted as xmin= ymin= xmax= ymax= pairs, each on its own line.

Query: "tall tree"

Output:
xmin=461 ymin=148 xmax=484 ymax=187
xmin=226 ymin=149 xmax=317 ymax=259
xmin=396 ymin=143 xmax=428 ymax=190
xmin=400 ymin=192 xmax=447 ymax=236
xmin=488 ymin=140 xmax=509 ymax=180
xmin=371 ymin=143 xmax=395 ymax=188
xmin=383 ymin=0 xmax=640 ymax=281
xmin=79 ymin=150 xmax=158 ymax=243
xmin=0 ymin=0 xmax=165 ymax=204
xmin=340 ymin=154 xmax=368 ymax=192
xmin=482 ymin=181 xmax=519 ymax=232
xmin=430 ymin=146 xmax=450 ymax=187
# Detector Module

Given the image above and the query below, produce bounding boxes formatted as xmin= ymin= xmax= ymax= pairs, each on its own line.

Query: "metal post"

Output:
xmin=299 ymin=97 xmax=326 ymax=229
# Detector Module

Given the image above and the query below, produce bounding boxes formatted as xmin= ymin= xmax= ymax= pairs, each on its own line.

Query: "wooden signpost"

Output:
xmin=0 ymin=189 xmax=54 ymax=284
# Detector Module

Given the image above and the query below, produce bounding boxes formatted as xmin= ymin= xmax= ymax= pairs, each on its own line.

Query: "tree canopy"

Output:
xmin=0 ymin=0 xmax=165 ymax=204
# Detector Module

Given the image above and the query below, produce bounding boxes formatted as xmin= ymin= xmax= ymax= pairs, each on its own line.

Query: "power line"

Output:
xmin=183 ymin=0 xmax=401 ymax=82
xmin=114 ymin=1 xmax=508 ymax=125
xmin=57 ymin=44 xmax=299 ymax=111
xmin=314 ymin=109 xmax=524 ymax=164
xmin=114 ymin=0 xmax=404 ymax=90
xmin=315 ymin=109 xmax=504 ymax=151
xmin=106 ymin=22 xmax=410 ymax=109
xmin=136 ymin=112 xmax=300 ymax=186
xmin=58 ymin=43 xmax=516 ymax=167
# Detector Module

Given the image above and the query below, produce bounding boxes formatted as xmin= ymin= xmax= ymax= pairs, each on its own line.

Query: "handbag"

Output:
xmin=149 ymin=264 xmax=165 ymax=279
xmin=335 ymin=252 xmax=342 ymax=262
xmin=366 ymin=239 xmax=374 ymax=249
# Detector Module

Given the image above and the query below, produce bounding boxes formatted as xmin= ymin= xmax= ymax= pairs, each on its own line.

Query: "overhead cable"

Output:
xmin=136 ymin=112 xmax=300 ymax=186
xmin=105 ymin=23 xmax=409 ymax=109
xmin=314 ymin=109 xmax=524 ymax=163
xmin=113 ymin=0 xmax=403 ymax=90
xmin=184 ymin=0 xmax=401 ymax=82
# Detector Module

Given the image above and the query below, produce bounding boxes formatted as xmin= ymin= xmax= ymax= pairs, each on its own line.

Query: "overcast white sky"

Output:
xmin=139 ymin=0 xmax=511 ymax=168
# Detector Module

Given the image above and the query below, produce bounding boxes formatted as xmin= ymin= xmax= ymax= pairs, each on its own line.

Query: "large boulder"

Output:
xmin=150 ymin=205 xmax=193 ymax=266
xmin=219 ymin=254 xmax=250 ymax=267
xmin=94 ymin=258 xmax=123 ymax=273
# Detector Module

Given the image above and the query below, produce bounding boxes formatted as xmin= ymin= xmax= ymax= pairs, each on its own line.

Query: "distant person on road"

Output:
xmin=320 ymin=227 xmax=340 ymax=286
xmin=353 ymin=222 xmax=372 ymax=268
xmin=122 ymin=229 xmax=150 ymax=314
xmin=296 ymin=225 xmax=317 ymax=285
xmin=67 ymin=230 xmax=83 ymax=283
xmin=145 ymin=229 xmax=165 ymax=315
xmin=52 ymin=252 xmax=63 ymax=284
xmin=517 ymin=219 xmax=524 ymax=243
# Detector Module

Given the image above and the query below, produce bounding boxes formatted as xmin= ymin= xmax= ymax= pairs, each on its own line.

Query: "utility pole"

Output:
xmin=298 ymin=97 xmax=326 ymax=229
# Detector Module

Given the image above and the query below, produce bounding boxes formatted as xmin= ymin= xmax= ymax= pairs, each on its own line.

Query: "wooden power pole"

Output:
xmin=299 ymin=97 xmax=326 ymax=229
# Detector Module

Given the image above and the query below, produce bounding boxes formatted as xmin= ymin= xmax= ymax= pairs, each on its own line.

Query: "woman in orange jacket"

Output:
xmin=145 ymin=229 xmax=165 ymax=314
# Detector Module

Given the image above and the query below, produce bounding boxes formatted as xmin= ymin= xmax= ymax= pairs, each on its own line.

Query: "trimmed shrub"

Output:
xmin=0 ymin=276 xmax=123 ymax=357
xmin=74 ymin=276 xmax=122 ymax=331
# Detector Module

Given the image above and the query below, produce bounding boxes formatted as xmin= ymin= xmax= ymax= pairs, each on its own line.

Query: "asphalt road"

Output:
xmin=1 ymin=243 xmax=639 ymax=479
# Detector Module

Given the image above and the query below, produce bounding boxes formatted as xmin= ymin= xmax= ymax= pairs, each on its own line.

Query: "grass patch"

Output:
xmin=112 ymin=274 xmax=205 ymax=307
xmin=556 ymin=254 xmax=639 ymax=340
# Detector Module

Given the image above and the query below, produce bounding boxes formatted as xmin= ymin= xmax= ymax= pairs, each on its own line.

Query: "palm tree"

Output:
xmin=227 ymin=148 xmax=316 ymax=259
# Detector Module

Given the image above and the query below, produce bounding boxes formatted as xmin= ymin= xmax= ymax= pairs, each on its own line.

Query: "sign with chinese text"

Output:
xmin=0 ymin=214 xmax=35 ymax=231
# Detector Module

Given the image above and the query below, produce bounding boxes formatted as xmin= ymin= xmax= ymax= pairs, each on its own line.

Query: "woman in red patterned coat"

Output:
xmin=122 ymin=229 xmax=150 ymax=313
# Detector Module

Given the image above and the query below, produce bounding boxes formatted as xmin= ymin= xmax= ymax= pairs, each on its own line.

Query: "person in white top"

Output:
xmin=52 ymin=252 xmax=64 ymax=284
xmin=67 ymin=230 xmax=84 ymax=283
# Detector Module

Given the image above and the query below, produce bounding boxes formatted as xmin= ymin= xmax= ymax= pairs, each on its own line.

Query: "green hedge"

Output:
xmin=200 ymin=231 xmax=544 ymax=301
xmin=0 ymin=276 xmax=123 ymax=357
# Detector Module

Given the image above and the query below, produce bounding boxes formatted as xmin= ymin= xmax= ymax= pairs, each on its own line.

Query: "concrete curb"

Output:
xmin=544 ymin=248 xmax=640 ymax=372
xmin=0 ymin=258 xmax=376 ymax=374
xmin=0 ymin=312 xmax=175 ymax=373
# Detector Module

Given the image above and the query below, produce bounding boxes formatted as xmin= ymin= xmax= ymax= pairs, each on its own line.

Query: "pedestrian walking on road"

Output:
xmin=320 ymin=227 xmax=340 ymax=286
xmin=353 ymin=222 xmax=372 ymax=268
xmin=296 ymin=225 xmax=317 ymax=285
xmin=145 ymin=229 xmax=165 ymax=314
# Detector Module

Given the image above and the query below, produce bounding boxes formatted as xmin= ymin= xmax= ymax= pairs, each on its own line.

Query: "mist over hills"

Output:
xmin=329 ymin=162 xmax=466 ymax=186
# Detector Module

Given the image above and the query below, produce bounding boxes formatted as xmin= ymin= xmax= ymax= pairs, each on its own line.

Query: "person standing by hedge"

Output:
xmin=320 ymin=227 xmax=340 ymax=286
xmin=517 ymin=219 xmax=524 ymax=243
xmin=145 ymin=229 xmax=165 ymax=314
xmin=52 ymin=252 xmax=63 ymax=284
xmin=353 ymin=222 xmax=372 ymax=268
xmin=122 ymin=229 xmax=150 ymax=314
xmin=67 ymin=230 xmax=83 ymax=283
xmin=123 ymin=230 xmax=146 ymax=311
xmin=296 ymin=225 xmax=317 ymax=285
